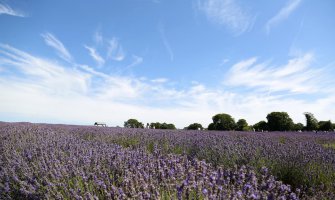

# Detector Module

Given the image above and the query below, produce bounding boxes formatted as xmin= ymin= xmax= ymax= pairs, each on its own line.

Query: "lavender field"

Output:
xmin=1 ymin=122 xmax=335 ymax=199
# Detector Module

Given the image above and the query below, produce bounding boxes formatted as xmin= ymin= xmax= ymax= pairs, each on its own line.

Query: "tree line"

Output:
xmin=124 ymin=112 xmax=334 ymax=132
xmin=124 ymin=119 xmax=176 ymax=130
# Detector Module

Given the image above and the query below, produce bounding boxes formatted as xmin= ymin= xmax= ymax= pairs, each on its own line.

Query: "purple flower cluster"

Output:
xmin=0 ymin=122 xmax=334 ymax=199
xmin=89 ymin=127 xmax=335 ymax=194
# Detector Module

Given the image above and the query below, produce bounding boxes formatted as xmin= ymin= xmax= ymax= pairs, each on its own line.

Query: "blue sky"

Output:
xmin=1 ymin=0 xmax=335 ymax=128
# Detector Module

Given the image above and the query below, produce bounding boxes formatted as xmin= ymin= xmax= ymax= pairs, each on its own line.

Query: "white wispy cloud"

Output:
xmin=107 ymin=38 xmax=125 ymax=61
xmin=151 ymin=78 xmax=168 ymax=83
xmin=41 ymin=32 xmax=73 ymax=63
xmin=224 ymin=53 xmax=332 ymax=94
xmin=266 ymin=0 xmax=302 ymax=34
xmin=84 ymin=45 xmax=105 ymax=66
xmin=0 ymin=44 xmax=185 ymax=126
xmin=0 ymin=44 xmax=88 ymax=95
xmin=197 ymin=0 xmax=254 ymax=35
xmin=0 ymin=3 xmax=25 ymax=17
xmin=88 ymin=32 xmax=126 ymax=64
xmin=1 ymin=44 xmax=335 ymax=128
xmin=126 ymin=55 xmax=143 ymax=68
xmin=220 ymin=58 xmax=230 ymax=66
xmin=158 ymin=23 xmax=174 ymax=61
xmin=94 ymin=30 xmax=103 ymax=45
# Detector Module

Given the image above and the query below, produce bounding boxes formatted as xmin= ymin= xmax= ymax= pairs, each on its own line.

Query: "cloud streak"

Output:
xmin=126 ymin=55 xmax=143 ymax=68
xmin=151 ymin=78 xmax=168 ymax=83
xmin=84 ymin=45 xmax=105 ymax=66
xmin=0 ymin=44 xmax=88 ymax=95
xmin=41 ymin=33 xmax=73 ymax=62
xmin=0 ymin=3 xmax=25 ymax=17
xmin=158 ymin=24 xmax=174 ymax=61
xmin=1 ymin=44 xmax=335 ymax=128
xmin=224 ymin=53 xmax=333 ymax=94
xmin=94 ymin=30 xmax=103 ymax=45
xmin=107 ymin=38 xmax=125 ymax=61
xmin=266 ymin=0 xmax=302 ymax=33
xmin=197 ymin=0 xmax=254 ymax=35
xmin=85 ymin=32 xmax=126 ymax=66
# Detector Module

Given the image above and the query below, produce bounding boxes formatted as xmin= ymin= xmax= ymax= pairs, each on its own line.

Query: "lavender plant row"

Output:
xmin=0 ymin=122 xmax=301 ymax=199
xmin=72 ymin=126 xmax=335 ymax=198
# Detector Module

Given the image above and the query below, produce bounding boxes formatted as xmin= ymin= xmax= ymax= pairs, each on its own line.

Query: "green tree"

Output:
xmin=253 ymin=121 xmax=268 ymax=131
xmin=210 ymin=113 xmax=236 ymax=131
xmin=304 ymin=112 xmax=318 ymax=131
xmin=187 ymin=123 xmax=203 ymax=130
xmin=150 ymin=122 xmax=176 ymax=129
xmin=124 ymin=119 xmax=144 ymax=128
xmin=160 ymin=123 xmax=176 ymax=129
xmin=168 ymin=124 xmax=176 ymax=129
xmin=293 ymin=123 xmax=304 ymax=131
xmin=236 ymin=119 xmax=249 ymax=131
xmin=208 ymin=123 xmax=216 ymax=130
xmin=318 ymin=120 xmax=332 ymax=131
xmin=150 ymin=122 xmax=161 ymax=129
xmin=266 ymin=112 xmax=294 ymax=131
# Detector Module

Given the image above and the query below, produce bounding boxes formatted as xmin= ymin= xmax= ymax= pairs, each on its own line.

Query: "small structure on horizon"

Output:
xmin=94 ymin=122 xmax=107 ymax=127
